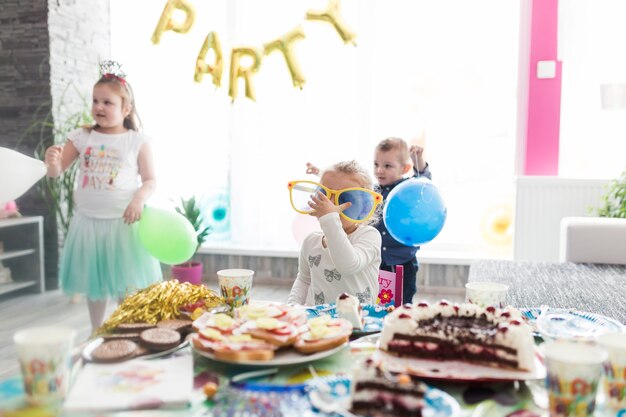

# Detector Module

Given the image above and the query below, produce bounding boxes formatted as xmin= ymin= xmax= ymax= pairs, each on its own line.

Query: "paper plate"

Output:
xmin=306 ymin=303 xmax=390 ymax=335
xmin=521 ymin=307 xmax=624 ymax=341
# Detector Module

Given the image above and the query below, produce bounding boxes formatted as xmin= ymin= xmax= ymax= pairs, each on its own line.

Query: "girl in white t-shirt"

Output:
xmin=44 ymin=61 xmax=161 ymax=332
xmin=287 ymin=160 xmax=383 ymax=305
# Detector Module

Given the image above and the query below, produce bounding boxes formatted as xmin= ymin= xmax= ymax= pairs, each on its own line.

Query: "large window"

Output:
xmin=111 ymin=0 xmax=520 ymax=255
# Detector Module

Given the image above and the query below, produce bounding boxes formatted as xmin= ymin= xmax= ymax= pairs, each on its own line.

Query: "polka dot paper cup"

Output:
xmin=465 ymin=281 xmax=508 ymax=308
xmin=217 ymin=269 xmax=254 ymax=308
xmin=543 ymin=340 xmax=607 ymax=417
xmin=13 ymin=326 xmax=76 ymax=406
xmin=598 ymin=332 xmax=626 ymax=411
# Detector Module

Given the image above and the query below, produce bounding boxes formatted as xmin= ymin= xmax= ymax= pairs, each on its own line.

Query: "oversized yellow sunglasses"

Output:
xmin=287 ymin=180 xmax=383 ymax=223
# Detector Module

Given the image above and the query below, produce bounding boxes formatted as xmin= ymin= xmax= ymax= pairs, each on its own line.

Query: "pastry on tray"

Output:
xmin=191 ymin=303 xmax=353 ymax=362
xmin=293 ymin=316 xmax=352 ymax=355
xmin=193 ymin=328 xmax=278 ymax=361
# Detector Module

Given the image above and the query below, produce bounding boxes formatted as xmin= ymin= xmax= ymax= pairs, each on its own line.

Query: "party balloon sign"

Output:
xmin=0 ymin=147 xmax=46 ymax=204
xmin=155 ymin=0 xmax=356 ymax=101
xmin=383 ymin=178 xmax=447 ymax=247
xmin=139 ymin=207 xmax=197 ymax=265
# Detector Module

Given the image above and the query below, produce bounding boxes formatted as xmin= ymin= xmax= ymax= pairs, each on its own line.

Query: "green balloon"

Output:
xmin=139 ymin=207 xmax=197 ymax=265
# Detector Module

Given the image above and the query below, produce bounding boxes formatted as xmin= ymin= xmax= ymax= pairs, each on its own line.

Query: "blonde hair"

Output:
xmin=90 ymin=75 xmax=142 ymax=131
xmin=321 ymin=160 xmax=380 ymax=225
xmin=376 ymin=137 xmax=410 ymax=164
xmin=323 ymin=160 xmax=373 ymax=189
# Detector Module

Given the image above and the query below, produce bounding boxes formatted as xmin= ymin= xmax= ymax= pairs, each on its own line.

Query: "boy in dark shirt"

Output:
xmin=373 ymin=137 xmax=431 ymax=304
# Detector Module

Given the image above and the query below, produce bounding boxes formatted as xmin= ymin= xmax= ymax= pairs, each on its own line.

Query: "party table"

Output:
xmin=468 ymin=260 xmax=626 ymax=324
xmin=0 ymin=333 xmax=620 ymax=417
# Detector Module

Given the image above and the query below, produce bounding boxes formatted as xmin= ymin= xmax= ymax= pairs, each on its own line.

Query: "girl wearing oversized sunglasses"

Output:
xmin=287 ymin=160 xmax=382 ymax=306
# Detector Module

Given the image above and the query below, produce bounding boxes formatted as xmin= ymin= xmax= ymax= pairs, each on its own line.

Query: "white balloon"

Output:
xmin=0 ymin=147 xmax=47 ymax=204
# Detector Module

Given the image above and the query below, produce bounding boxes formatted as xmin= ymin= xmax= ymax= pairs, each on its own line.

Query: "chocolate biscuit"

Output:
xmin=91 ymin=339 xmax=138 ymax=363
xmin=102 ymin=332 xmax=141 ymax=341
xmin=115 ymin=322 xmax=156 ymax=333
xmin=139 ymin=328 xmax=181 ymax=351
xmin=157 ymin=319 xmax=193 ymax=334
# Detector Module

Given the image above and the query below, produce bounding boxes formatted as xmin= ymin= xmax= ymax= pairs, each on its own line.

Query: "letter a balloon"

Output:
xmin=139 ymin=207 xmax=197 ymax=265
xmin=0 ymin=147 xmax=46 ymax=204
xmin=383 ymin=177 xmax=447 ymax=246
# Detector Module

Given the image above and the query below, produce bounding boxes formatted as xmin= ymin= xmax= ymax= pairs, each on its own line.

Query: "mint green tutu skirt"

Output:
xmin=59 ymin=212 xmax=162 ymax=300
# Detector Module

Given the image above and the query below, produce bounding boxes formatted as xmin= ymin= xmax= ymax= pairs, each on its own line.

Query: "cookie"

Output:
xmin=157 ymin=319 xmax=193 ymax=334
xmin=102 ymin=332 xmax=141 ymax=341
xmin=91 ymin=339 xmax=138 ymax=363
xmin=115 ymin=323 xmax=156 ymax=333
xmin=139 ymin=328 xmax=181 ymax=351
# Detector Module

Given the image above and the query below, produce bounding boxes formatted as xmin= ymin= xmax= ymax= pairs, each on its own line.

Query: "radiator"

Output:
xmin=513 ymin=176 xmax=608 ymax=261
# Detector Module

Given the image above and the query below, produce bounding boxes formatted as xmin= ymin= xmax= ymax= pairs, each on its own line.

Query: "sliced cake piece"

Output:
xmin=350 ymin=357 xmax=427 ymax=417
xmin=379 ymin=300 xmax=536 ymax=370
xmin=335 ymin=293 xmax=364 ymax=330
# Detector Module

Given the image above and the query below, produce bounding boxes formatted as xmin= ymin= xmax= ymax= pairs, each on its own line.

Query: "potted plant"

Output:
xmin=171 ymin=196 xmax=211 ymax=285
xmin=596 ymin=169 xmax=626 ymax=218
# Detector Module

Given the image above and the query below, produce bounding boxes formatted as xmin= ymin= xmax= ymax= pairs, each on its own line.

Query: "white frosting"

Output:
xmin=336 ymin=293 xmax=364 ymax=330
xmin=379 ymin=301 xmax=535 ymax=370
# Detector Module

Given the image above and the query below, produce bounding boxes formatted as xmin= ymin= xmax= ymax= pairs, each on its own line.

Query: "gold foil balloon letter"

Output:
xmin=306 ymin=0 xmax=356 ymax=45
xmin=228 ymin=47 xmax=262 ymax=102
xmin=263 ymin=26 xmax=307 ymax=89
xmin=151 ymin=0 xmax=196 ymax=44
xmin=195 ymin=31 xmax=223 ymax=87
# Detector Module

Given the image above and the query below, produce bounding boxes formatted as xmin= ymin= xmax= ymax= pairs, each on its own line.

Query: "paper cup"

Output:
xmin=465 ymin=281 xmax=508 ymax=308
xmin=13 ymin=326 xmax=76 ymax=406
xmin=543 ymin=340 xmax=607 ymax=417
xmin=217 ymin=269 xmax=254 ymax=308
xmin=598 ymin=332 xmax=626 ymax=410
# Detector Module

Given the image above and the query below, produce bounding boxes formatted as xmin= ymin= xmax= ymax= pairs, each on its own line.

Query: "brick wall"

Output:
xmin=0 ymin=0 xmax=110 ymax=291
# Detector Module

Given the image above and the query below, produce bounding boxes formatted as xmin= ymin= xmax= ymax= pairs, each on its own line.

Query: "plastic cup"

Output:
xmin=217 ymin=269 xmax=254 ymax=308
xmin=465 ymin=281 xmax=508 ymax=308
xmin=543 ymin=340 xmax=607 ymax=417
xmin=597 ymin=332 xmax=626 ymax=410
xmin=13 ymin=326 xmax=77 ymax=406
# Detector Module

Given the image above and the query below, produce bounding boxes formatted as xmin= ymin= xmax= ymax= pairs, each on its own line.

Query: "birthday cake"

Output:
xmin=349 ymin=357 xmax=427 ymax=417
xmin=335 ymin=293 xmax=364 ymax=330
xmin=379 ymin=301 xmax=536 ymax=370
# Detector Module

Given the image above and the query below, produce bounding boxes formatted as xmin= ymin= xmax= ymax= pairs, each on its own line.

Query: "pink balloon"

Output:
xmin=291 ymin=214 xmax=321 ymax=245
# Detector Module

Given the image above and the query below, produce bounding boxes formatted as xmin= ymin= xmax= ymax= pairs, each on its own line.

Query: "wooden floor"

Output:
xmin=0 ymin=281 xmax=463 ymax=380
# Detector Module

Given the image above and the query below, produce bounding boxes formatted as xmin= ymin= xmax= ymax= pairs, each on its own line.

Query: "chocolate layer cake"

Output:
xmin=379 ymin=301 xmax=535 ymax=370
xmin=350 ymin=357 xmax=427 ymax=417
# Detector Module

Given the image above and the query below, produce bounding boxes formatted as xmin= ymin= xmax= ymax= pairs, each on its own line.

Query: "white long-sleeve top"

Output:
xmin=288 ymin=212 xmax=382 ymax=306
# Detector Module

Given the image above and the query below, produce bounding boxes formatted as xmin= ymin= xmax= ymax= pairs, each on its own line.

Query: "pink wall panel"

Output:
xmin=524 ymin=0 xmax=561 ymax=175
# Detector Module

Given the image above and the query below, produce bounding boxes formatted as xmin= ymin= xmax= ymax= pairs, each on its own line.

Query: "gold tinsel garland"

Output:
xmin=97 ymin=280 xmax=223 ymax=334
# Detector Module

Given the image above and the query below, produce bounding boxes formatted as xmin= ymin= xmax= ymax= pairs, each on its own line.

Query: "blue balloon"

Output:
xmin=383 ymin=178 xmax=447 ymax=246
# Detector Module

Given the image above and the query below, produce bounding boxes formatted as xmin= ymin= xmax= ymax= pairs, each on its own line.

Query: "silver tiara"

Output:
xmin=99 ymin=60 xmax=126 ymax=79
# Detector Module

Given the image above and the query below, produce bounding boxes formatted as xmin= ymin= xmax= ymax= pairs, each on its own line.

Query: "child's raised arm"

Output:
xmin=45 ymin=141 xmax=79 ymax=177
xmin=305 ymin=162 xmax=320 ymax=176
